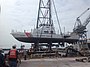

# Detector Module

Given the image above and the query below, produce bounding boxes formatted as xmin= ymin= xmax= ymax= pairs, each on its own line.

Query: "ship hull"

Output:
xmin=15 ymin=37 xmax=78 ymax=43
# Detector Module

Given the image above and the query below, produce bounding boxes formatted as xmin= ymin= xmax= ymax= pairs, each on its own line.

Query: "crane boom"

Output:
xmin=78 ymin=8 xmax=90 ymax=18
xmin=73 ymin=8 xmax=90 ymax=33
xmin=83 ymin=14 xmax=90 ymax=27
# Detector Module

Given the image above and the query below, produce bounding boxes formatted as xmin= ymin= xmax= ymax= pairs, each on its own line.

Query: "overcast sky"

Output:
xmin=0 ymin=0 xmax=90 ymax=48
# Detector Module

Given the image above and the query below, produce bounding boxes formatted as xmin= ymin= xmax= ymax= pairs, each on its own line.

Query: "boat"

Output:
xmin=11 ymin=0 xmax=79 ymax=46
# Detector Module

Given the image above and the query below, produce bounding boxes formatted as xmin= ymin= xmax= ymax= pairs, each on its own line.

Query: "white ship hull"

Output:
xmin=11 ymin=31 xmax=79 ymax=43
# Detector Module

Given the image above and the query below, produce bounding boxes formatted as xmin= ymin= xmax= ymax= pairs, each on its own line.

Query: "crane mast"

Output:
xmin=36 ymin=0 xmax=52 ymax=29
xmin=36 ymin=0 xmax=62 ymax=35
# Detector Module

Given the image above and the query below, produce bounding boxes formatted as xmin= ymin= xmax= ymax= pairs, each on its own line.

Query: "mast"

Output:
xmin=36 ymin=0 xmax=52 ymax=29
xmin=49 ymin=0 xmax=52 ymax=25
xmin=36 ymin=0 xmax=42 ymax=29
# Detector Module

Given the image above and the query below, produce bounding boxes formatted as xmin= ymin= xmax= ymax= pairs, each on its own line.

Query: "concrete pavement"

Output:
xmin=19 ymin=57 xmax=90 ymax=67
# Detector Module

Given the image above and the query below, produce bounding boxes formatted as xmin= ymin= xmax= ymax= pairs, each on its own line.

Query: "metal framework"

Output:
xmin=36 ymin=0 xmax=52 ymax=29
xmin=34 ymin=0 xmax=62 ymax=51
xmin=73 ymin=8 xmax=90 ymax=52
xmin=34 ymin=0 xmax=53 ymax=51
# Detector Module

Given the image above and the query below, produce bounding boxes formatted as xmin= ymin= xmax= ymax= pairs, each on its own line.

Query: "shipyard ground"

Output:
xmin=19 ymin=57 xmax=90 ymax=67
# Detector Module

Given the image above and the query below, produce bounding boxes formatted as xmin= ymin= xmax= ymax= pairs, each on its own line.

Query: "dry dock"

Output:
xmin=19 ymin=57 xmax=90 ymax=67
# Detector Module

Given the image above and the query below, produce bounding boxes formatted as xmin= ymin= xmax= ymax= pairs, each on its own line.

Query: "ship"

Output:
xmin=11 ymin=24 xmax=79 ymax=43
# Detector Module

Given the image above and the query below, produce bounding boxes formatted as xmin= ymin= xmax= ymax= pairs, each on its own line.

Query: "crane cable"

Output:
xmin=52 ymin=0 xmax=62 ymax=35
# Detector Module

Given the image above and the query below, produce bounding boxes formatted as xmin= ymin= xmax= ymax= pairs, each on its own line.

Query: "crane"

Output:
xmin=73 ymin=8 xmax=90 ymax=55
xmin=73 ymin=8 xmax=90 ymax=33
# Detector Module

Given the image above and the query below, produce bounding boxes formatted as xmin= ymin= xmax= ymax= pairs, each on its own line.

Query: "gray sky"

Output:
xmin=0 ymin=0 xmax=90 ymax=48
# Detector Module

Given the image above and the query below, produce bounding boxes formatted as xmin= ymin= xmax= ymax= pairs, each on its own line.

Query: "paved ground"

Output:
xmin=19 ymin=57 xmax=90 ymax=67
